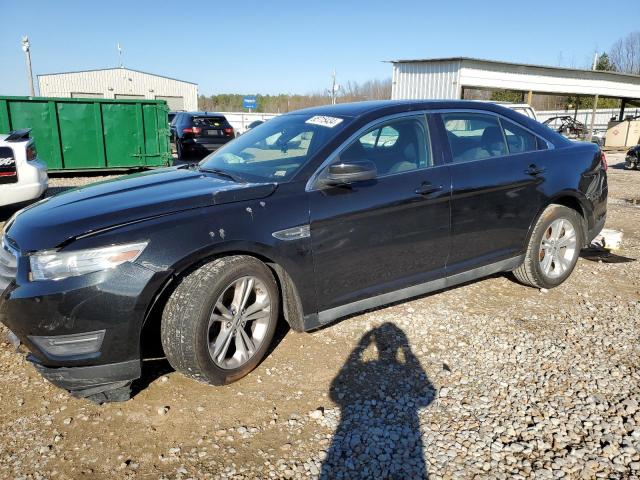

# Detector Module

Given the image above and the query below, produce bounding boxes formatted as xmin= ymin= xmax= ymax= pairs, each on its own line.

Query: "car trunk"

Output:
xmin=192 ymin=116 xmax=232 ymax=142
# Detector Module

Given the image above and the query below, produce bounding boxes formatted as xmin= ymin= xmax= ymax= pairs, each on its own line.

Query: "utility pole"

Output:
xmin=21 ymin=36 xmax=35 ymax=96
xmin=588 ymin=52 xmax=599 ymax=142
xmin=117 ymin=43 xmax=124 ymax=68
xmin=327 ymin=70 xmax=340 ymax=105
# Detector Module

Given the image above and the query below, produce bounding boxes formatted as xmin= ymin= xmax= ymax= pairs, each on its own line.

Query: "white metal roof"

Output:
xmin=390 ymin=57 xmax=640 ymax=100
xmin=37 ymin=67 xmax=197 ymax=85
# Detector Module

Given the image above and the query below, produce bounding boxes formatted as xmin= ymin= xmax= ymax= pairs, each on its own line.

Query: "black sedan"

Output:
xmin=170 ymin=112 xmax=235 ymax=159
xmin=0 ymin=100 xmax=608 ymax=403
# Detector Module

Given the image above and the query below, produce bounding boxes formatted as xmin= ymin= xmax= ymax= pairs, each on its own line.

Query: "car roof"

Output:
xmin=287 ymin=100 xmax=572 ymax=148
xmin=183 ymin=112 xmax=227 ymax=117
xmin=286 ymin=99 xmax=525 ymax=119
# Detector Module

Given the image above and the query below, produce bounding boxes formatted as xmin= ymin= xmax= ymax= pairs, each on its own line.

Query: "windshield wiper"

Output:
xmin=199 ymin=167 xmax=245 ymax=183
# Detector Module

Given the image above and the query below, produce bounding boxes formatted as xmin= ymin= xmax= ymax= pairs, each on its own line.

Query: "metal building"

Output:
xmin=391 ymin=57 xmax=640 ymax=119
xmin=37 ymin=67 xmax=198 ymax=111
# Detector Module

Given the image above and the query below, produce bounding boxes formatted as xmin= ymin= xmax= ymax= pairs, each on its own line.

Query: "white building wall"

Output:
xmin=38 ymin=68 xmax=198 ymax=110
xmin=392 ymin=60 xmax=461 ymax=100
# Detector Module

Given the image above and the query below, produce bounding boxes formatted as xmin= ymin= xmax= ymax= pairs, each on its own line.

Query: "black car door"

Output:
xmin=440 ymin=111 xmax=550 ymax=275
xmin=308 ymin=114 xmax=451 ymax=313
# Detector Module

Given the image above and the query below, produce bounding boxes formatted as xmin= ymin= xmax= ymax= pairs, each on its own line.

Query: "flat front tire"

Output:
xmin=161 ymin=256 xmax=280 ymax=385
xmin=513 ymin=204 xmax=584 ymax=289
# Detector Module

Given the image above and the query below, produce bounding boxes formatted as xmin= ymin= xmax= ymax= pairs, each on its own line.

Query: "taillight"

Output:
xmin=183 ymin=127 xmax=201 ymax=135
xmin=600 ymin=151 xmax=608 ymax=171
xmin=224 ymin=127 xmax=234 ymax=137
xmin=27 ymin=144 xmax=37 ymax=161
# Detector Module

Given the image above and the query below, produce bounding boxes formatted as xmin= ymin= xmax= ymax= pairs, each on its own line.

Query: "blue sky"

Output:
xmin=1 ymin=0 xmax=638 ymax=97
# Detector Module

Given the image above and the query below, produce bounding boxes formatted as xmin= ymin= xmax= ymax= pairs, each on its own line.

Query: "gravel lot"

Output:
xmin=0 ymin=153 xmax=639 ymax=479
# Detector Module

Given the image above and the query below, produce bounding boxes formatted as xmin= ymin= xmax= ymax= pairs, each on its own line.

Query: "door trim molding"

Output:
xmin=303 ymin=255 xmax=523 ymax=330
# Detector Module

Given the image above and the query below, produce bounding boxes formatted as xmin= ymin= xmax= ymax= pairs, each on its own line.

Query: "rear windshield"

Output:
xmin=193 ymin=117 xmax=227 ymax=127
xmin=199 ymin=114 xmax=352 ymax=182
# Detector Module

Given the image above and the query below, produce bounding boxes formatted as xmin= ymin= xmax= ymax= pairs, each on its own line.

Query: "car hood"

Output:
xmin=6 ymin=167 xmax=277 ymax=251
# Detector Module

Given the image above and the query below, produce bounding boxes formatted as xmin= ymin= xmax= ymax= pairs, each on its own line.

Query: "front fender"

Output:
xmin=71 ymin=190 xmax=316 ymax=329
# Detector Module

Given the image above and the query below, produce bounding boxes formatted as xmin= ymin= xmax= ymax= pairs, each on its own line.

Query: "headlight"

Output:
xmin=29 ymin=241 xmax=148 ymax=281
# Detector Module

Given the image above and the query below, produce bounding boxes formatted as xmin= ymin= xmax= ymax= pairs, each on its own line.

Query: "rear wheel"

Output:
xmin=513 ymin=204 xmax=583 ymax=289
xmin=625 ymin=154 xmax=638 ymax=170
xmin=161 ymin=256 xmax=279 ymax=385
xmin=176 ymin=140 xmax=185 ymax=161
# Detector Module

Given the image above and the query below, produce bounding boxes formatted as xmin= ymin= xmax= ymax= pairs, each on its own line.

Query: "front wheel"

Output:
xmin=625 ymin=155 xmax=638 ymax=170
xmin=513 ymin=205 xmax=583 ymax=289
xmin=161 ymin=256 xmax=280 ymax=385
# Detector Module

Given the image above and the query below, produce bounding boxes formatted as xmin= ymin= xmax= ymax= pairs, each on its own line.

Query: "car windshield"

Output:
xmin=199 ymin=114 xmax=351 ymax=182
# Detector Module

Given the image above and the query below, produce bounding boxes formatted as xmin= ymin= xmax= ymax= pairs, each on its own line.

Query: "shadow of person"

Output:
xmin=321 ymin=323 xmax=435 ymax=479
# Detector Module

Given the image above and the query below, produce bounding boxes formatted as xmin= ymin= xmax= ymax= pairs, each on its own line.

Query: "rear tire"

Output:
xmin=625 ymin=155 xmax=638 ymax=170
xmin=161 ymin=256 xmax=279 ymax=385
xmin=513 ymin=204 xmax=583 ymax=289
xmin=176 ymin=140 xmax=185 ymax=161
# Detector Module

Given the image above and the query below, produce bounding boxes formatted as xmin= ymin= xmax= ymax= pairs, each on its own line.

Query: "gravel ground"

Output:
xmin=0 ymin=153 xmax=639 ymax=479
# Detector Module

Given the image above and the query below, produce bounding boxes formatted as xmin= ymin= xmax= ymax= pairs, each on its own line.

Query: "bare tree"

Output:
xmin=198 ymin=78 xmax=392 ymax=112
xmin=609 ymin=31 xmax=640 ymax=74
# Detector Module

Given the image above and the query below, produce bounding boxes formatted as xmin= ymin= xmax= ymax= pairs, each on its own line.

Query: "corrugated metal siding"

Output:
xmin=392 ymin=58 xmax=640 ymax=101
xmin=392 ymin=60 xmax=461 ymax=100
xmin=38 ymin=68 xmax=198 ymax=110
xmin=458 ymin=59 xmax=640 ymax=98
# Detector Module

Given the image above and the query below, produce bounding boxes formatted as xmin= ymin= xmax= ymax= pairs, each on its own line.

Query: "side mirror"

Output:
xmin=321 ymin=160 xmax=377 ymax=187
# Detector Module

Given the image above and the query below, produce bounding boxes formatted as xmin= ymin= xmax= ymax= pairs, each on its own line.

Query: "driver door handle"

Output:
xmin=415 ymin=183 xmax=443 ymax=196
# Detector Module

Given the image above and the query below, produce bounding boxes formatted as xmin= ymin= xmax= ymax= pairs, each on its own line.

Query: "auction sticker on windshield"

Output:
xmin=305 ymin=116 xmax=343 ymax=128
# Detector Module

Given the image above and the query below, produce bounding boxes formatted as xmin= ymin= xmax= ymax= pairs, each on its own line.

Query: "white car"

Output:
xmin=496 ymin=103 xmax=538 ymax=121
xmin=0 ymin=129 xmax=48 ymax=207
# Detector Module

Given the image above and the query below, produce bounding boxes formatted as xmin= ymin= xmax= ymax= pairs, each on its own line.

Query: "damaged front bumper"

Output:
xmin=31 ymin=356 xmax=140 ymax=401
xmin=0 ymin=258 xmax=167 ymax=403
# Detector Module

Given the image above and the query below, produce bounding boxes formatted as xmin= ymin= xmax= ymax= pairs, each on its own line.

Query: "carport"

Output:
xmin=390 ymin=57 xmax=640 ymax=140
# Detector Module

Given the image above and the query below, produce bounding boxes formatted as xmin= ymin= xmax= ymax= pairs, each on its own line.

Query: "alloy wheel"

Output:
xmin=207 ymin=276 xmax=272 ymax=369
xmin=538 ymin=218 xmax=578 ymax=279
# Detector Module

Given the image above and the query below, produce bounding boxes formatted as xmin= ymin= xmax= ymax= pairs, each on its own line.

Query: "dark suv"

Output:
xmin=0 ymin=101 xmax=607 ymax=403
xmin=170 ymin=112 xmax=235 ymax=158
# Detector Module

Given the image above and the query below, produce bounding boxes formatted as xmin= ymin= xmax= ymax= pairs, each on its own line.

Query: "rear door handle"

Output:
xmin=525 ymin=165 xmax=546 ymax=176
xmin=415 ymin=183 xmax=443 ymax=196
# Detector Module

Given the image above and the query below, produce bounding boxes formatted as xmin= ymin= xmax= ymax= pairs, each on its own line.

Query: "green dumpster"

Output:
xmin=0 ymin=96 xmax=171 ymax=171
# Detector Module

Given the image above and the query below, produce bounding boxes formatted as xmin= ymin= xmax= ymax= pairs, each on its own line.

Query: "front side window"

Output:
xmin=501 ymin=118 xmax=537 ymax=154
xmin=200 ymin=114 xmax=351 ymax=182
xmin=339 ymin=116 xmax=430 ymax=176
xmin=443 ymin=113 xmax=507 ymax=162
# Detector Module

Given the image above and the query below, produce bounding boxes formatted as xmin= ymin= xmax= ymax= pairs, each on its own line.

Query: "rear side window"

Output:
xmin=443 ymin=113 xmax=507 ymax=163
xmin=193 ymin=117 xmax=227 ymax=127
xmin=501 ymin=119 xmax=537 ymax=154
